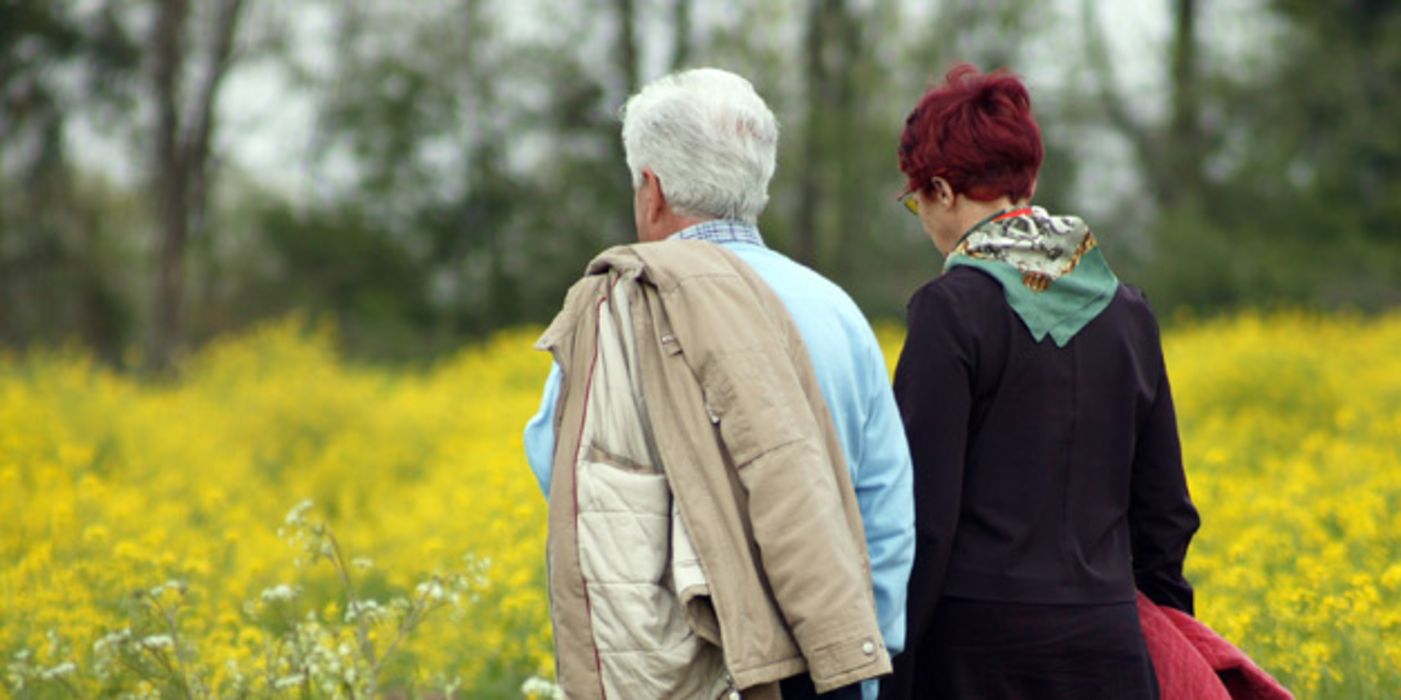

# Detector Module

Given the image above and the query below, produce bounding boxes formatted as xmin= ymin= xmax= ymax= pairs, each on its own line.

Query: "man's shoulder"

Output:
xmin=731 ymin=246 xmax=863 ymax=313
xmin=622 ymin=240 xmax=750 ymax=288
xmin=728 ymin=246 xmax=886 ymax=368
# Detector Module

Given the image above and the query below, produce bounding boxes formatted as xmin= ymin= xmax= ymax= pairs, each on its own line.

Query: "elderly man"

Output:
xmin=525 ymin=68 xmax=914 ymax=700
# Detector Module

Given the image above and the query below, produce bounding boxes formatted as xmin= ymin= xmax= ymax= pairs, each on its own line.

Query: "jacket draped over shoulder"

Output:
xmin=537 ymin=241 xmax=891 ymax=698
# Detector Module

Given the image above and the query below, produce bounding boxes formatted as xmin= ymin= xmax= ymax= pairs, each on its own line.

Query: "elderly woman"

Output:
xmin=881 ymin=64 xmax=1201 ymax=699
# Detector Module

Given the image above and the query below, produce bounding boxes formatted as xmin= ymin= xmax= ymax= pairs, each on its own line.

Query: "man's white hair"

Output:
xmin=621 ymin=68 xmax=779 ymax=224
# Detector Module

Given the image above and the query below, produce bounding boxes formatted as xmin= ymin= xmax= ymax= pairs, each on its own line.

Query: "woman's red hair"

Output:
xmin=899 ymin=63 xmax=1043 ymax=202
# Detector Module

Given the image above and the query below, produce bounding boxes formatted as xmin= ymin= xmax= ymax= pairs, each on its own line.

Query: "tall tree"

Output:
xmin=1082 ymin=0 xmax=1207 ymax=213
xmin=614 ymin=0 xmax=640 ymax=94
xmin=671 ymin=0 xmax=692 ymax=69
xmin=796 ymin=0 xmax=862 ymax=268
xmin=0 ymin=1 xmax=139 ymax=357
xmin=147 ymin=0 xmax=247 ymax=372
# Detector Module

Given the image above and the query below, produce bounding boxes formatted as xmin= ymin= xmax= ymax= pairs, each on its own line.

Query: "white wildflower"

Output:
xmin=92 ymin=628 xmax=133 ymax=679
xmin=92 ymin=628 xmax=133 ymax=658
xmin=274 ymin=673 xmax=305 ymax=689
xmin=44 ymin=629 xmax=64 ymax=656
xmin=416 ymin=579 xmax=446 ymax=602
xmin=521 ymin=675 xmax=565 ymax=699
xmin=442 ymin=675 xmax=463 ymax=696
xmin=285 ymin=499 xmax=315 ymax=526
xmin=148 ymin=579 xmax=187 ymax=599
xmin=6 ymin=649 xmax=33 ymax=692
xmin=260 ymin=584 xmax=300 ymax=603
xmin=140 ymin=635 xmax=174 ymax=650
xmin=39 ymin=662 xmax=75 ymax=680
xmin=344 ymin=599 xmax=384 ymax=623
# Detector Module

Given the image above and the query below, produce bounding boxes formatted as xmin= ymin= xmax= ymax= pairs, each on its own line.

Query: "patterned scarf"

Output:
xmin=945 ymin=206 xmax=1119 ymax=347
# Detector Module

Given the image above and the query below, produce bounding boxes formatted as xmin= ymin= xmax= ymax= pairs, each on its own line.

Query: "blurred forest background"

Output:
xmin=2 ymin=0 xmax=1399 ymax=371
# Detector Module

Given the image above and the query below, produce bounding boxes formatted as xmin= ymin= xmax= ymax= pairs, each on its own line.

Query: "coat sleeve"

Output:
xmin=890 ymin=280 xmax=976 ymax=650
xmin=667 ymin=273 xmax=892 ymax=693
xmin=1129 ymin=316 xmax=1200 ymax=614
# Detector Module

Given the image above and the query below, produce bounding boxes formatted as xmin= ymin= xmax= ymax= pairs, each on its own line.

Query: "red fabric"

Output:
xmin=1136 ymin=592 xmax=1294 ymax=700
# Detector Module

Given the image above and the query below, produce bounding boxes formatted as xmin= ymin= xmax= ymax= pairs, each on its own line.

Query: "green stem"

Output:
xmin=324 ymin=530 xmax=375 ymax=672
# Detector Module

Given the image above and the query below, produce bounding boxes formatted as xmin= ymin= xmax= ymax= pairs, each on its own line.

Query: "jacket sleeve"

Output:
xmin=891 ymin=281 xmax=975 ymax=650
xmin=668 ymin=275 xmax=891 ymax=692
xmin=1129 ymin=320 xmax=1200 ymax=614
xmin=710 ymin=349 xmax=892 ymax=691
xmin=852 ymin=338 xmax=916 ymax=656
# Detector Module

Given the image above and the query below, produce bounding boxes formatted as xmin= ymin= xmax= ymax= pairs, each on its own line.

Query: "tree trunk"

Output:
xmin=796 ymin=0 xmax=857 ymax=270
xmin=671 ymin=0 xmax=692 ymax=69
xmin=831 ymin=1 xmax=863 ymax=277
xmin=615 ymin=0 xmax=640 ymax=94
xmin=149 ymin=0 xmax=189 ymax=373
xmin=186 ymin=0 xmax=245 ymax=245
xmin=1082 ymin=0 xmax=1205 ymax=212
xmin=796 ymin=0 xmax=833 ymax=267
xmin=147 ymin=0 xmax=246 ymax=373
xmin=1166 ymin=0 xmax=1204 ymax=209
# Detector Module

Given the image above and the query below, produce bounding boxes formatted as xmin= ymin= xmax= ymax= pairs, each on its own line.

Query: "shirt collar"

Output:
xmin=667 ymin=219 xmax=767 ymax=247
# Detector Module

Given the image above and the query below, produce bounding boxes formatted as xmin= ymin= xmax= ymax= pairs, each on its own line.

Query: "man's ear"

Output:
xmin=643 ymin=169 xmax=668 ymax=224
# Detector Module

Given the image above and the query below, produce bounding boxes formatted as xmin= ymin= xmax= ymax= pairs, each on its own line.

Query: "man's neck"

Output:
xmin=643 ymin=213 xmax=711 ymax=242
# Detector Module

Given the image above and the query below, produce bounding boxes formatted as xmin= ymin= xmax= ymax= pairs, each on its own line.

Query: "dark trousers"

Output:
xmin=882 ymin=598 xmax=1159 ymax=700
xmin=778 ymin=674 xmax=863 ymax=700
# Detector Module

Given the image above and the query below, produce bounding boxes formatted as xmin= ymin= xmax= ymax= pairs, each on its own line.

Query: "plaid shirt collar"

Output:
xmin=668 ymin=219 xmax=767 ymax=247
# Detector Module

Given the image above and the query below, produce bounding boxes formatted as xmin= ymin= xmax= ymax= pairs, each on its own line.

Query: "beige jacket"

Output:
xmin=537 ymin=241 xmax=891 ymax=699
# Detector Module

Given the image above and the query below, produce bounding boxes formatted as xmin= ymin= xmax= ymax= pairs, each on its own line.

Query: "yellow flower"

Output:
xmin=3 ymin=315 xmax=1399 ymax=697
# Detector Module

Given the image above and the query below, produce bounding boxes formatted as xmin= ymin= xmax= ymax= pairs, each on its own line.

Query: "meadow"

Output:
xmin=3 ymin=313 xmax=1399 ymax=698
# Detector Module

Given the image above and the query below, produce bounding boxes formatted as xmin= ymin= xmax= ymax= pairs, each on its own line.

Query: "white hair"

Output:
xmin=621 ymin=68 xmax=779 ymax=224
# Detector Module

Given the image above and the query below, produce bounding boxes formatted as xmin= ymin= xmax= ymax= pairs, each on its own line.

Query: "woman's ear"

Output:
xmin=930 ymin=176 xmax=956 ymax=208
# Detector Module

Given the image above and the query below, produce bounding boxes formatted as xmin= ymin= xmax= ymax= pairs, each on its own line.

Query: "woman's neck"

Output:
xmin=937 ymin=196 xmax=1022 ymax=254
xmin=955 ymin=196 xmax=1019 ymax=236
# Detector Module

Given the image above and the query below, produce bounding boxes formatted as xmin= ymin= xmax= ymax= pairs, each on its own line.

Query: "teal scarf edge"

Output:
xmin=945 ymin=248 xmax=1120 ymax=347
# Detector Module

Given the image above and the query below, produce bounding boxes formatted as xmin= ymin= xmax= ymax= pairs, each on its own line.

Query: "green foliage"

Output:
xmin=0 ymin=0 xmax=1398 ymax=361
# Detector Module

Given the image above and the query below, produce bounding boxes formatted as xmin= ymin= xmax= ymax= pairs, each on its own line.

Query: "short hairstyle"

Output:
xmin=898 ymin=63 xmax=1043 ymax=202
xmin=621 ymin=68 xmax=779 ymax=224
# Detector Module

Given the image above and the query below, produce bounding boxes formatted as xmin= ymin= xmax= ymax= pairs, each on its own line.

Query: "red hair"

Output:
xmin=899 ymin=63 xmax=1043 ymax=202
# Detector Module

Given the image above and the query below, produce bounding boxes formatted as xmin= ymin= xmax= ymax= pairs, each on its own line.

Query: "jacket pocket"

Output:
xmin=701 ymin=349 xmax=808 ymax=468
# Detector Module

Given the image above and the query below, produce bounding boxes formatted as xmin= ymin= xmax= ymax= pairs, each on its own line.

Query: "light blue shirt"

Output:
xmin=524 ymin=220 xmax=915 ymax=697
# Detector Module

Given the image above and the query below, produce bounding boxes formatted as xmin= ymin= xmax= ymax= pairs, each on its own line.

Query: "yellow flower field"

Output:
xmin=3 ymin=312 xmax=1399 ymax=698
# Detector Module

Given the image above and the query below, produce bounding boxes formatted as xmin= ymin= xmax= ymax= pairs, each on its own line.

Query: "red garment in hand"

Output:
xmin=1136 ymin=591 xmax=1293 ymax=700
